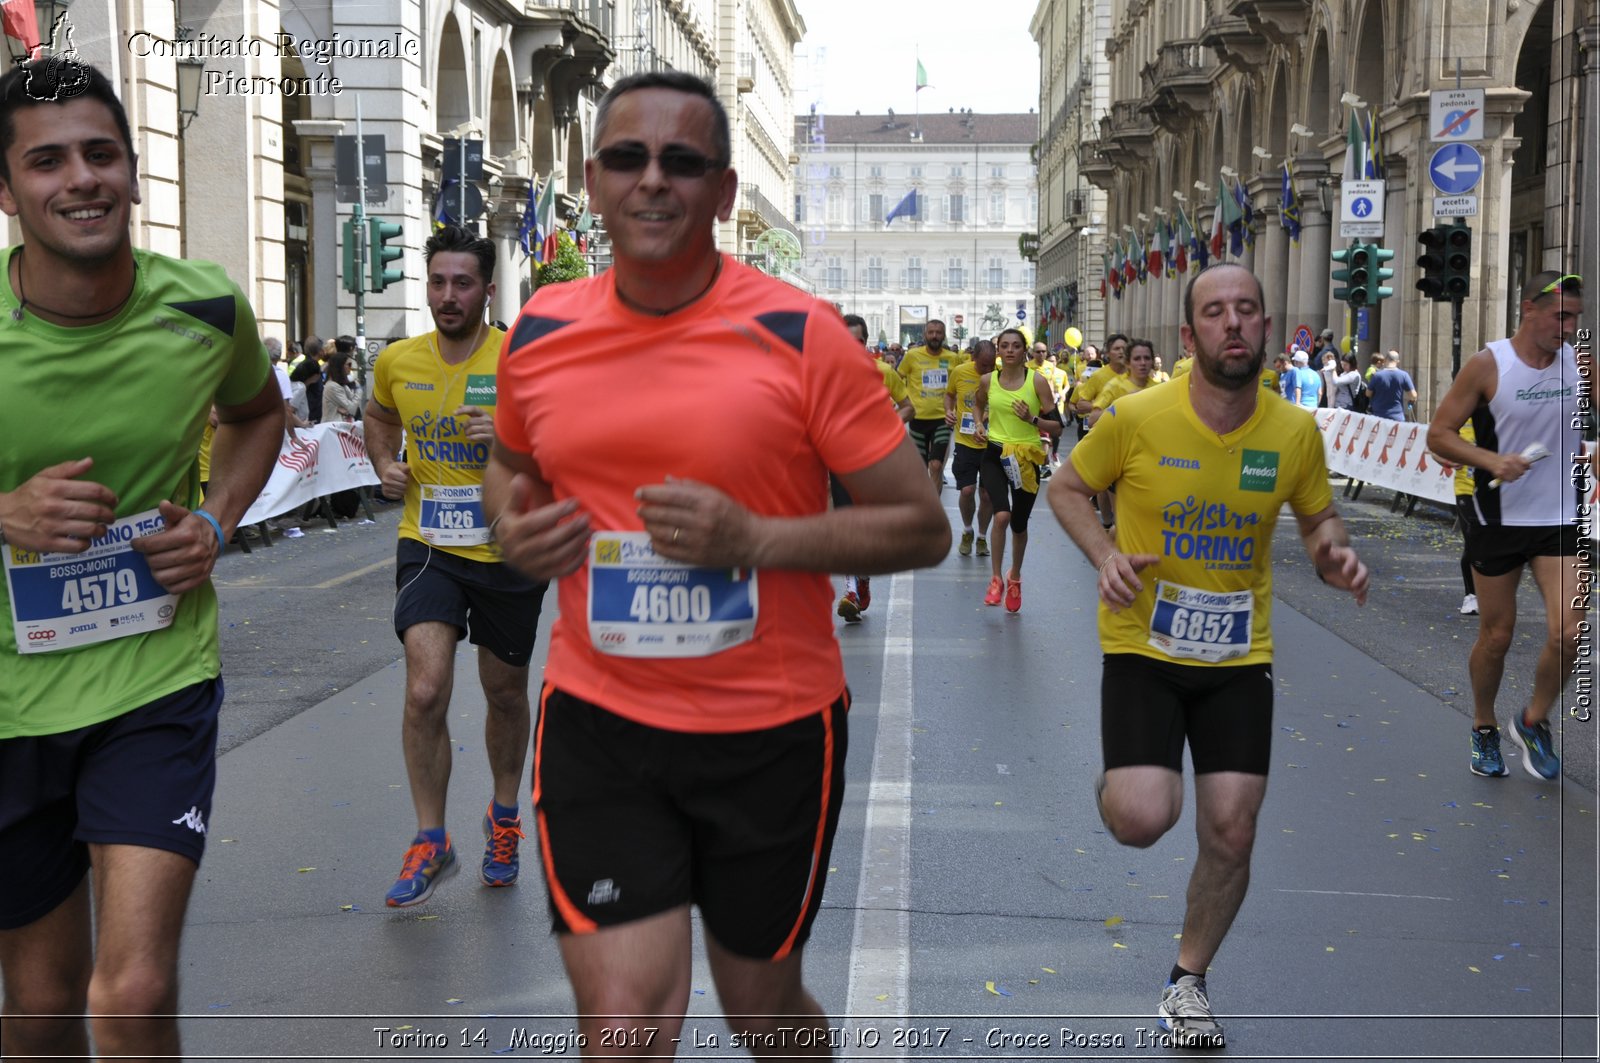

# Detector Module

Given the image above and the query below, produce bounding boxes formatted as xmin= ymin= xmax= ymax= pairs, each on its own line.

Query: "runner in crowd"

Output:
xmin=0 ymin=62 xmax=283 ymax=1059
xmin=483 ymin=70 xmax=948 ymax=1055
xmin=836 ymin=312 xmax=911 ymax=623
xmin=1049 ymin=263 xmax=1368 ymax=1049
xmin=363 ymin=224 xmax=549 ymax=907
xmin=1427 ymin=271 xmax=1588 ymax=781
xmin=897 ymin=318 xmax=967 ymax=495
xmin=1090 ymin=338 xmax=1156 ymax=425
xmin=1074 ymin=334 xmax=1129 ymax=530
xmin=1149 ymin=355 xmax=1171 ymax=385
xmin=946 ymin=338 xmax=997 ymax=557
xmin=974 ymin=327 xmax=1060 ymax=612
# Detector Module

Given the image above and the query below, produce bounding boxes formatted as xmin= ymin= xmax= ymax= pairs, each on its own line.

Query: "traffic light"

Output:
xmin=1333 ymin=242 xmax=1373 ymax=306
xmin=341 ymin=218 xmax=361 ymax=295
xmin=1442 ymin=223 xmax=1471 ymax=299
xmin=1332 ymin=243 xmax=1357 ymax=303
xmin=368 ymin=218 xmax=404 ymax=292
xmin=1367 ymin=245 xmax=1395 ymax=304
xmin=1416 ymin=226 xmax=1447 ymax=301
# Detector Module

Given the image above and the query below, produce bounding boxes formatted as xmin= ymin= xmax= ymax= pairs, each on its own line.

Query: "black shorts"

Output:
xmin=533 ymin=686 xmax=848 ymax=959
xmin=978 ymin=443 xmax=1041 ymax=533
xmin=393 ymin=538 xmax=548 ymax=667
xmin=1100 ymin=654 xmax=1274 ymax=775
xmin=1463 ymin=522 xmax=1581 ymax=578
xmin=907 ymin=418 xmax=953 ymax=464
xmin=829 ymin=473 xmax=853 ymax=509
xmin=0 ymin=678 xmax=222 ymax=930
xmin=951 ymin=443 xmax=985 ymax=489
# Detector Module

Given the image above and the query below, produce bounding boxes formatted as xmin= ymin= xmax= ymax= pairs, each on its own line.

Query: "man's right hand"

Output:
xmin=0 ymin=457 xmax=119 ymax=554
xmin=379 ymin=460 xmax=412 ymax=498
xmin=493 ymin=476 xmax=590 ymax=581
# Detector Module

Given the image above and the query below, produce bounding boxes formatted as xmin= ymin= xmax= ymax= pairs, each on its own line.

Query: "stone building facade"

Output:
xmin=1033 ymin=0 xmax=1594 ymax=410
xmin=791 ymin=111 xmax=1040 ymax=347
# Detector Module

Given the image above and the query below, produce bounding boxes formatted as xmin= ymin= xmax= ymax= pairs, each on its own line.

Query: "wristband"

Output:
xmin=193 ymin=509 xmax=225 ymax=550
xmin=1098 ymin=553 xmax=1117 ymax=574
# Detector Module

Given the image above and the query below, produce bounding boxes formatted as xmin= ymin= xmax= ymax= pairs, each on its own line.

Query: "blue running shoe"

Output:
xmin=1508 ymin=712 xmax=1560 ymax=780
xmin=481 ymin=806 xmax=525 ymax=887
xmin=1469 ymin=727 xmax=1509 ymax=777
xmin=385 ymin=835 xmax=457 ymax=907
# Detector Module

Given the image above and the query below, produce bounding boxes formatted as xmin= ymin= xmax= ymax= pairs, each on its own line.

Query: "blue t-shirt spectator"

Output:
xmin=1291 ymin=365 xmax=1322 ymax=409
xmin=1368 ymin=364 xmax=1417 ymax=420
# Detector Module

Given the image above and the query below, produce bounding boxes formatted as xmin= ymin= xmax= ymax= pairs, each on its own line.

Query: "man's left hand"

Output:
xmin=636 ymin=478 xmax=761 ymax=567
xmin=132 ymin=500 xmax=221 ymax=594
xmin=1313 ymin=540 xmax=1369 ymax=606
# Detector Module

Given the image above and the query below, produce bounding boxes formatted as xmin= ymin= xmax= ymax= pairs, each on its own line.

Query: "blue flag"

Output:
xmin=1280 ymin=162 xmax=1301 ymax=244
xmin=517 ymin=177 xmax=540 ymax=256
xmin=885 ymin=189 xmax=918 ymax=225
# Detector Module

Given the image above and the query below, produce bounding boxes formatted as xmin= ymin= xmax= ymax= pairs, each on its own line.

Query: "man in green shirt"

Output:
xmin=0 ymin=61 xmax=282 ymax=1059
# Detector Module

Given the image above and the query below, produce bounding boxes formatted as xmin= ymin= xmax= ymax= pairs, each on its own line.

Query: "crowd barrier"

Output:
xmin=1311 ymin=408 xmax=1598 ymax=542
xmin=241 ymin=421 xmax=381 ymax=527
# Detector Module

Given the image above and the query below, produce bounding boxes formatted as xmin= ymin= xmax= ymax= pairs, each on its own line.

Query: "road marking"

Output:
xmin=212 ymin=557 xmax=393 ymax=591
xmin=1275 ymin=888 xmax=1455 ymax=901
xmin=845 ymin=571 xmax=913 ymax=1035
xmin=313 ymin=557 xmax=394 ymax=589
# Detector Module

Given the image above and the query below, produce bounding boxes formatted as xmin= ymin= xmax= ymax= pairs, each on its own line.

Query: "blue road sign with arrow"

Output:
xmin=1429 ymin=143 xmax=1483 ymax=196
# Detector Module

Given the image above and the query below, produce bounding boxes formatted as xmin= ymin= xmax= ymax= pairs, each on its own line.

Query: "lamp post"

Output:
xmin=176 ymin=54 xmax=205 ymax=132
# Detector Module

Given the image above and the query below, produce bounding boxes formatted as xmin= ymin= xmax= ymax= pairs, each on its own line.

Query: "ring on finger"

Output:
xmin=672 ymin=527 xmax=681 ymax=543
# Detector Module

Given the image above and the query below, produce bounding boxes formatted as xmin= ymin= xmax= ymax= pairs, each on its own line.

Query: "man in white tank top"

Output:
xmin=1427 ymin=271 xmax=1589 ymax=781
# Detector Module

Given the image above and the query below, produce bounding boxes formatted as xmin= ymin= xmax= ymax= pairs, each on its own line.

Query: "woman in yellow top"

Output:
xmin=974 ymin=328 xmax=1061 ymax=612
xmin=1090 ymin=339 xmax=1157 ymax=426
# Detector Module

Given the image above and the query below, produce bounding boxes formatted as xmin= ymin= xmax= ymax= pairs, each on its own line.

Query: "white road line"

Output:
xmin=845 ymin=572 xmax=914 ymax=1035
xmin=1274 ymin=888 xmax=1456 ymax=901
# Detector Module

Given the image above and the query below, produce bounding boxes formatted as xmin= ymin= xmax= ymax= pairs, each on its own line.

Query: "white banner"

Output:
xmin=240 ymin=422 xmax=381 ymax=525
xmin=1312 ymin=409 xmax=1456 ymax=505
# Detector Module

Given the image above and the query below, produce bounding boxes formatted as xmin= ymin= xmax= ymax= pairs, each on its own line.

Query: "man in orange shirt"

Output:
xmin=484 ymin=71 xmax=948 ymax=1054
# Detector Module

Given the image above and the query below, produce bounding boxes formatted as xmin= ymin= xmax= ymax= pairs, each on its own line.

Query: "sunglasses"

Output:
xmin=1538 ymin=274 xmax=1582 ymax=295
xmin=595 ymin=144 xmax=725 ymax=179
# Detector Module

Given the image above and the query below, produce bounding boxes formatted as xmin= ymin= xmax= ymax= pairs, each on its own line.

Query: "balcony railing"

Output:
xmin=535 ymin=0 xmax=615 ymax=39
xmin=741 ymin=184 xmax=799 ymax=237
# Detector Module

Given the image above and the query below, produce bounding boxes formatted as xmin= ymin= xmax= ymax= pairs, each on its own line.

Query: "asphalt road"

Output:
xmin=163 ymin=463 xmax=1599 ymax=1062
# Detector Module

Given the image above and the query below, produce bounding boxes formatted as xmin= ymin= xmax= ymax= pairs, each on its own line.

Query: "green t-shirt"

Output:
xmin=0 ymin=247 xmax=270 ymax=738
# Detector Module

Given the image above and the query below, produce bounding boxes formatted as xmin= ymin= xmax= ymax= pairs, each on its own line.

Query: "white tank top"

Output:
xmin=1470 ymin=338 xmax=1582 ymax=527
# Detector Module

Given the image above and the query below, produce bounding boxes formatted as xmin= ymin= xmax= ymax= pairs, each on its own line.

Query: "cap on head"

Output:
xmin=1291 ymin=351 xmax=1310 ymax=365
xmin=1319 ymin=328 xmax=1334 ymax=340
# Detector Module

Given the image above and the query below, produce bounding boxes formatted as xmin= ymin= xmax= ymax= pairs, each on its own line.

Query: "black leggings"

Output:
xmin=978 ymin=443 xmax=1040 ymax=534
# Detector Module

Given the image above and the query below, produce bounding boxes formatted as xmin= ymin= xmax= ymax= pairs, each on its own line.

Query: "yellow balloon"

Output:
xmin=1064 ymin=326 xmax=1084 ymax=349
xmin=1339 ymin=335 xmax=1352 ymax=354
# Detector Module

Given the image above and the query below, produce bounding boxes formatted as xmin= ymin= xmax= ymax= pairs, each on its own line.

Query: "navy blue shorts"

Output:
xmin=533 ymin=685 xmax=849 ymax=959
xmin=0 ymin=678 xmax=222 ymax=930
xmin=393 ymin=538 xmax=549 ymax=667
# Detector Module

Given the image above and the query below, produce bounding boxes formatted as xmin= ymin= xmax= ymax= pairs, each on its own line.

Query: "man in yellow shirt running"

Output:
xmin=896 ymin=319 xmax=967 ymax=494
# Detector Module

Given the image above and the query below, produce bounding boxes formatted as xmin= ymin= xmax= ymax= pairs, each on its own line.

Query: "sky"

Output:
xmin=791 ymin=0 xmax=1042 ymax=117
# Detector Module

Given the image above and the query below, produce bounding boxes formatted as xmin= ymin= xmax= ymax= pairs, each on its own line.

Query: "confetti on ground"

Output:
xmin=208 ymin=1003 xmax=231 ymax=1010
xmin=875 ymin=994 xmax=888 ymax=1002
xmin=1028 ymin=979 xmax=1040 ymax=985
xmin=339 ymin=904 xmax=358 ymax=912
xmin=446 ymin=998 xmax=464 ymax=1005
xmin=297 ymin=867 xmax=316 ymax=873
xmin=985 ymin=981 xmax=1012 ymax=997
xmin=1326 ymin=947 xmax=1335 ymax=952
xmin=1467 ymin=967 xmax=1480 ymax=973
xmin=418 ymin=914 xmax=438 ymax=921
xmin=1112 ymin=942 xmax=1129 ymax=950
xmin=1041 ymin=967 xmax=1057 ymax=974
xmin=1104 ymin=916 xmax=1124 ymax=928
xmin=220 ymin=838 xmax=236 ymax=844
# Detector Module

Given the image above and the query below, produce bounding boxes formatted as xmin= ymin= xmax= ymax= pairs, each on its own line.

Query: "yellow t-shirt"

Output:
xmin=878 ymin=360 xmax=909 ymax=406
xmin=1069 ymin=381 xmax=1332 ymax=666
xmin=897 ymin=345 xmax=969 ymax=419
xmin=946 ymin=361 xmax=986 ymax=449
xmin=372 ymin=328 xmax=506 ymax=562
xmin=1259 ymin=368 xmax=1279 ymax=394
xmin=1171 ymin=356 xmax=1194 ymax=378
xmin=1149 ymin=370 xmax=1171 ymax=385
xmin=1094 ymin=374 xmax=1150 ymax=410
xmin=1075 ymin=366 xmax=1126 ymax=408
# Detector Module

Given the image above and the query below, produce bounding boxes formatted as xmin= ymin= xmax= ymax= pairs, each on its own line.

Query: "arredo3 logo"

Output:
xmin=15 ymin=14 xmax=92 ymax=103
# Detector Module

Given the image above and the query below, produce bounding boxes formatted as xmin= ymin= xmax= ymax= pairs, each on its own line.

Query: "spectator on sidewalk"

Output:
xmin=1368 ymin=350 xmax=1417 ymax=421
xmin=1289 ymin=350 xmax=1321 ymax=410
xmin=1331 ymin=353 xmax=1366 ymax=411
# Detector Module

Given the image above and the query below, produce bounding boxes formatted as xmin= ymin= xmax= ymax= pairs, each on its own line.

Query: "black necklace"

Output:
xmin=10 ymin=247 xmax=137 ymax=322
xmin=619 ymin=258 xmax=723 ymax=317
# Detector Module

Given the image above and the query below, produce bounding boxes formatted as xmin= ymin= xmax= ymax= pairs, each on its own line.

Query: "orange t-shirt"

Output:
xmin=496 ymin=255 xmax=906 ymax=733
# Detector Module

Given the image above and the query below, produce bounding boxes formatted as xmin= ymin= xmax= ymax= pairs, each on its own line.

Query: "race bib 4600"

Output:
xmin=587 ymin=532 xmax=757 ymax=658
